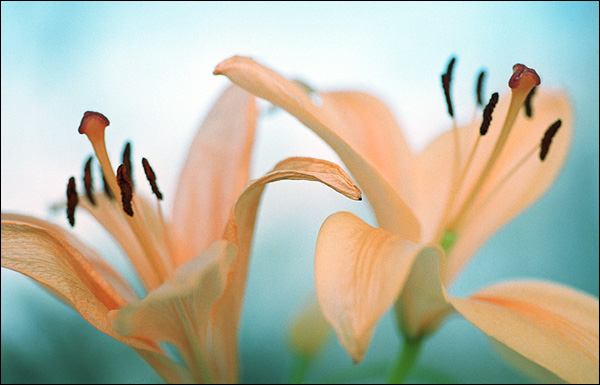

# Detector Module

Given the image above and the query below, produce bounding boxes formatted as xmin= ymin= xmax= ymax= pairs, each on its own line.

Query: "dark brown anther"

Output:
xmin=100 ymin=166 xmax=114 ymax=200
xmin=441 ymin=56 xmax=456 ymax=118
xmin=83 ymin=156 xmax=96 ymax=206
xmin=476 ymin=70 xmax=486 ymax=107
xmin=480 ymin=92 xmax=499 ymax=136
xmin=122 ymin=142 xmax=133 ymax=189
xmin=116 ymin=164 xmax=134 ymax=216
xmin=66 ymin=177 xmax=79 ymax=227
xmin=524 ymin=86 xmax=537 ymax=118
xmin=142 ymin=158 xmax=163 ymax=200
xmin=540 ymin=119 xmax=562 ymax=161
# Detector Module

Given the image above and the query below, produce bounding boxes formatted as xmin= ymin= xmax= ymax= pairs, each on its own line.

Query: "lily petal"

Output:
xmin=444 ymin=90 xmax=572 ymax=283
xmin=171 ymin=85 xmax=257 ymax=268
xmin=319 ymin=91 xmax=415 ymax=208
xmin=110 ymin=240 xmax=238 ymax=383
xmin=314 ymin=211 xmax=440 ymax=362
xmin=449 ymin=280 xmax=599 ymax=384
xmin=394 ymin=242 xmax=452 ymax=340
xmin=0 ymin=214 xmax=156 ymax=352
xmin=211 ymin=156 xmax=362 ymax=381
xmin=214 ymin=56 xmax=420 ymax=241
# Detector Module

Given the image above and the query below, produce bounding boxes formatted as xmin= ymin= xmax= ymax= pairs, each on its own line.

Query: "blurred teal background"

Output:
xmin=1 ymin=2 xmax=598 ymax=383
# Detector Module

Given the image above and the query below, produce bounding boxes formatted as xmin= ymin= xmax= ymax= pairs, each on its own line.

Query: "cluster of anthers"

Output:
xmin=66 ymin=112 xmax=170 ymax=288
xmin=437 ymin=58 xmax=562 ymax=252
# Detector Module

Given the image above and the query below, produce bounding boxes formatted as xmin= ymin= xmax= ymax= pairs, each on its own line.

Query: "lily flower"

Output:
xmin=214 ymin=57 xmax=599 ymax=383
xmin=1 ymin=85 xmax=362 ymax=383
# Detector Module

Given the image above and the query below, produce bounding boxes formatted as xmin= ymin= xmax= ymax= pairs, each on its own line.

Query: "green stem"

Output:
xmin=290 ymin=354 xmax=311 ymax=384
xmin=387 ymin=338 xmax=423 ymax=384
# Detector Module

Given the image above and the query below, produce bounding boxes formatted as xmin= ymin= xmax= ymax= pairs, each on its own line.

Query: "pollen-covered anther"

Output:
xmin=116 ymin=164 xmax=134 ymax=216
xmin=78 ymin=111 xmax=110 ymax=140
xmin=122 ymin=142 xmax=133 ymax=189
xmin=476 ymin=70 xmax=486 ymax=107
xmin=524 ymin=86 xmax=537 ymax=118
xmin=508 ymin=64 xmax=541 ymax=92
xmin=83 ymin=156 xmax=96 ymax=205
xmin=480 ymin=92 xmax=499 ymax=136
xmin=66 ymin=176 xmax=79 ymax=227
xmin=540 ymin=119 xmax=562 ymax=161
xmin=441 ymin=56 xmax=457 ymax=117
xmin=142 ymin=158 xmax=163 ymax=200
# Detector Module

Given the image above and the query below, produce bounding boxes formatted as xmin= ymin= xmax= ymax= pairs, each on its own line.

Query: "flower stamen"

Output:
xmin=447 ymin=64 xmax=540 ymax=232
xmin=459 ymin=119 xmax=563 ymax=228
xmin=79 ymin=111 xmax=169 ymax=286
xmin=540 ymin=119 xmax=562 ymax=161
xmin=441 ymin=57 xmax=456 ymax=118
xmin=524 ymin=86 xmax=537 ymax=118
xmin=83 ymin=156 xmax=96 ymax=206
xmin=122 ymin=142 xmax=134 ymax=189
xmin=142 ymin=158 xmax=163 ymax=200
xmin=476 ymin=70 xmax=486 ymax=107
xmin=66 ymin=176 xmax=78 ymax=227
xmin=116 ymin=164 xmax=134 ymax=216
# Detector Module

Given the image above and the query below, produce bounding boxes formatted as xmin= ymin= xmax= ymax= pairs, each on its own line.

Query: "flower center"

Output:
xmin=68 ymin=111 xmax=171 ymax=290
xmin=436 ymin=61 xmax=563 ymax=252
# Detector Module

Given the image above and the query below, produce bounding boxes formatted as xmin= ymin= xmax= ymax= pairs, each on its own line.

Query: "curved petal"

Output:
xmin=214 ymin=56 xmax=420 ymax=241
xmin=171 ymin=85 xmax=257 ymax=267
xmin=320 ymin=91 xmax=416 ymax=207
xmin=449 ymin=280 xmax=599 ymax=384
xmin=489 ymin=338 xmax=566 ymax=383
xmin=444 ymin=90 xmax=572 ymax=283
xmin=394 ymin=243 xmax=453 ymax=340
xmin=314 ymin=211 xmax=439 ymax=362
xmin=0 ymin=214 xmax=156 ymax=352
xmin=210 ymin=156 xmax=362 ymax=382
xmin=110 ymin=240 xmax=238 ymax=383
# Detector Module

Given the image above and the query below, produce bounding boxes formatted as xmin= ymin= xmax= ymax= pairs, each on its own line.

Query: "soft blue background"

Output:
xmin=2 ymin=2 xmax=598 ymax=383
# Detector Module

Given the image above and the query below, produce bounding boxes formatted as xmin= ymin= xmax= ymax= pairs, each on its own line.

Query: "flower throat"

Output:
xmin=436 ymin=58 xmax=563 ymax=254
xmin=66 ymin=112 xmax=172 ymax=290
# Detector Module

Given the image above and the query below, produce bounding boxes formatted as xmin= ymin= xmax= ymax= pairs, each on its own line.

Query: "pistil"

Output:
xmin=78 ymin=111 xmax=169 ymax=286
xmin=447 ymin=64 xmax=540 ymax=232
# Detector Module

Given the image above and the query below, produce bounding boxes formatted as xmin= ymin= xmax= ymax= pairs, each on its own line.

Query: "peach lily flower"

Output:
xmin=1 ymin=85 xmax=361 ymax=383
xmin=214 ymin=57 xmax=599 ymax=383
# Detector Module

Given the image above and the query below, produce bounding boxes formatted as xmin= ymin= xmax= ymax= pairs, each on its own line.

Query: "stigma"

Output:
xmin=66 ymin=111 xmax=170 ymax=288
xmin=437 ymin=59 xmax=564 ymax=248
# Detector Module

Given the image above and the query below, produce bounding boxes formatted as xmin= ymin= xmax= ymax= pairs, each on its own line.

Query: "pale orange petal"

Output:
xmin=214 ymin=56 xmax=420 ymax=241
xmin=394 ymin=242 xmax=453 ymax=340
xmin=410 ymin=118 xmax=479 ymax=243
xmin=1 ymin=214 xmax=157 ymax=352
xmin=449 ymin=280 xmax=599 ymax=384
xmin=489 ymin=338 xmax=565 ymax=383
xmin=444 ymin=90 xmax=572 ymax=283
xmin=320 ymin=91 xmax=416 ymax=207
xmin=134 ymin=348 xmax=193 ymax=384
xmin=171 ymin=85 xmax=257 ymax=268
xmin=314 ymin=211 xmax=441 ymax=362
xmin=210 ymin=156 xmax=362 ymax=382
xmin=110 ymin=240 xmax=237 ymax=383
